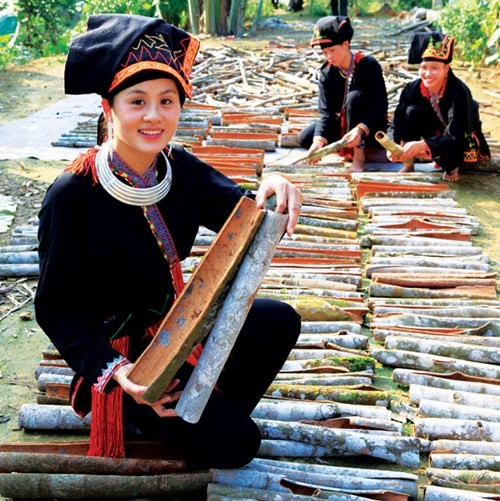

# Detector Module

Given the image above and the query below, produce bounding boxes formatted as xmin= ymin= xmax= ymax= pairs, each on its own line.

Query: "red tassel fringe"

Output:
xmin=88 ymin=336 xmax=129 ymax=458
xmin=65 ymin=148 xmax=99 ymax=184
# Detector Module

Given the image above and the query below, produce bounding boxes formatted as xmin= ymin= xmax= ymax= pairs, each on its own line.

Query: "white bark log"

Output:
xmin=296 ymin=332 xmax=369 ymax=350
xmin=252 ymin=398 xmax=391 ymax=421
xmin=432 ymin=440 xmax=500 ymax=455
xmin=424 ymin=485 xmax=500 ymax=500
xmin=255 ymin=419 xmax=430 ymax=468
xmin=371 ymin=245 xmax=483 ymax=256
xmin=409 ymin=385 xmax=500 ymax=410
xmin=426 ymin=468 xmax=500 ymax=494
xmin=18 ymin=404 xmax=90 ymax=431
xmin=372 ymin=349 xmax=500 ymax=380
xmin=392 ymin=369 xmax=500 ymax=396
xmin=430 ymin=453 xmax=500 ymax=471
xmin=374 ymin=307 xmax=500 ymax=319
xmin=414 ymin=417 xmax=500 ymax=441
xmin=418 ymin=399 xmax=500 ymax=422
xmin=385 ymin=336 xmax=500 ymax=364
xmin=301 ymin=321 xmax=362 ymax=334
xmin=376 ymin=331 xmax=500 ymax=347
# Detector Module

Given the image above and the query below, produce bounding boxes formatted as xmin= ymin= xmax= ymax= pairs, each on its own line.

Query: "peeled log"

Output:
xmin=392 ymin=369 xmax=500 ymax=396
xmin=372 ymin=349 xmax=500 ymax=380
xmin=255 ymin=418 xmax=430 ymax=468
xmin=0 ymin=471 xmax=212 ymax=499
xmin=426 ymin=468 xmax=500 ymax=494
xmin=409 ymin=384 xmax=500 ymax=410
xmin=424 ymin=485 xmax=500 ymax=500
xmin=252 ymin=398 xmax=392 ymax=421
xmin=369 ymin=283 xmax=496 ymax=299
xmin=207 ymin=483 xmax=328 ymax=501
xmin=418 ymin=399 xmax=500 ymax=423
xmin=414 ymin=417 xmax=500 ymax=441
xmin=430 ymin=453 xmax=500 ymax=471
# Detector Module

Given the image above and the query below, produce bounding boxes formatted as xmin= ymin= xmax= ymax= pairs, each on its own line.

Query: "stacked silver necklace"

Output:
xmin=95 ymin=141 xmax=172 ymax=206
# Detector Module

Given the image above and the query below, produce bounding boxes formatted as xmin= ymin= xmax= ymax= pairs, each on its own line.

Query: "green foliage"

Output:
xmin=15 ymin=0 xmax=78 ymax=57
xmin=438 ymin=0 xmax=498 ymax=63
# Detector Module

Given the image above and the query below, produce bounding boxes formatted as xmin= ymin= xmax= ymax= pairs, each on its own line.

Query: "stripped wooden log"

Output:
xmin=295 ymin=332 xmax=369 ymax=350
xmin=414 ymin=417 xmax=500 ymax=441
xmin=426 ymin=468 xmax=500 ymax=494
xmin=280 ymin=356 xmax=376 ymax=373
xmin=0 ymin=452 xmax=184 ymax=474
xmin=392 ymin=370 xmax=500 ymax=396
xmin=373 ymin=307 xmax=500 ymax=319
xmin=304 ymin=416 xmax=403 ymax=434
xmin=371 ymin=273 xmax=496 ymax=288
xmin=301 ymin=321 xmax=362 ymax=334
xmin=409 ymin=384 xmax=500 ymax=409
xmin=371 ymin=244 xmax=483 ymax=256
xmin=430 ymin=453 xmax=500 ymax=471
xmin=369 ymin=283 xmax=497 ymax=299
xmin=375 ymin=330 xmax=500 ymax=347
xmin=288 ymin=348 xmax=368 ymax=361
xmin=372 ymin=349 xmax=500 ymax=379
xmin=258 ymin=439 xmax=330 ymax=458
xmin=252 ymin=398 xmax=392 ymax=421
xmin=207 ymin=483 xmax=331 ymax=501
xmin=255 ymin=419 xmax=430 ymax=468
xmin=176 ymin=209 xmax=288 ymax=423
xmin=0 ymin=471 xmax=212 ymax=499
xmin=272 ymin=375 xmax=373 ymax=386
xmin=384 ymin=336 xmax=500 ymax=365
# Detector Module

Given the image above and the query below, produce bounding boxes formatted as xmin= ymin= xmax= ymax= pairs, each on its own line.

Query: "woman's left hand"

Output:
xmin=255 ymin=173 xmax=303 ymax=236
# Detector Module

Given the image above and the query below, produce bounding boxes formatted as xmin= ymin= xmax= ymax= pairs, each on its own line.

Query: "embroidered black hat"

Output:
xmin=408 ymin=32 xmax=455 ymax=65
xmin=310 ymin=16 xmax=354 ymax=48
xmin=64 ymin=14 xmax=200 ymax=99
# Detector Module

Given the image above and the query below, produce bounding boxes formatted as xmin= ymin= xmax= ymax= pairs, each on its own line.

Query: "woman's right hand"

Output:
xmin=113 ymin=363 xmax=182 ymax=417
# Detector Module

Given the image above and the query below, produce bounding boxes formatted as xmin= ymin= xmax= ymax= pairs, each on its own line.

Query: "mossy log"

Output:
xmin=281 ymin=355 xmax=376 ymax=373
xmin=0 ymin=452 xmax=184 ymax=474
xmin=281 ymin=298 xmax=360 ymax=322
xmin=252 ymin=398 xmax=392 ymax=421
xmin=424 ymin=485 xmax=500 ymax=500
xmin=304 ymin=416 xmax=403 ymax=434
xmin=418 ymin=399 xmax=500 ymax=423
xmin=374 ymin=306 xmax=500 ymax=319
xmin=266 ymin=384 xmax=391 ymax=406
xmin=430 ymin=453 xmax=500 ymax=471
xmin=263 ymin=275 xmax=358 ymax=292
xmin=376 ymin=330 xmax=500 ymax=347
xmin=255 ymin=419 xmax=430 ymax=468
xmin=0 ymin=471 xmax=212 ymax=499
xmin=414 ymin=417 xmax=500 ymax=441
xmin=258 ymin=439 xmax=330 ymax=458
xmin=288 ymin=348 xmax=368 ymax=361
xmin=272 ymin=375 xmax=373 ymax=387
xmin=384 ymin=336 xmax=500 ymax=364
xmin=409 ymin=384 xmax=500 ymax=409
xmin=368 ymin=255 xmax=490 ymax=271
xmin=392 ymin=369 xmax=500 ymax=396
xmin=372 ymin=349 xmax=500 ymax=379
xmin=426 ymin=468 xmax=500 ymax=494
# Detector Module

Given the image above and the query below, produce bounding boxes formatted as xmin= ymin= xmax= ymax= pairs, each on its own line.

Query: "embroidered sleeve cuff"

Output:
xmin=94 ymin=356 xmax=130 ymax=394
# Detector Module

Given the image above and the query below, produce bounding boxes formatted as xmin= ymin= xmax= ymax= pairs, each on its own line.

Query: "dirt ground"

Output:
xmin=0 ymin=12 xmax=498 ymax=500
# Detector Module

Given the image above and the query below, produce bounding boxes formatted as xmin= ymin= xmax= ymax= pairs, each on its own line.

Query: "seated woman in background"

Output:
xmin=298 ymin=16 xmax=388 ymax=172
xmin=388 ymin=32 xmax=490 ymax=181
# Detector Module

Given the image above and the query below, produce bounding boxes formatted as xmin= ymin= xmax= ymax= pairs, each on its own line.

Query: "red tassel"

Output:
xmin=88 ymin=336 xmax=129 ymax=458
xmin=65 ymin=148 xmax=99 ymax=184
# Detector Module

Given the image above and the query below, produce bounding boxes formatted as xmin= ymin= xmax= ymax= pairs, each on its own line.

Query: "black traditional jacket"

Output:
xmin=314 ymin=53 xmax=388 ymax=142
xmin=35 ymin=145 xmax=246 ymax=387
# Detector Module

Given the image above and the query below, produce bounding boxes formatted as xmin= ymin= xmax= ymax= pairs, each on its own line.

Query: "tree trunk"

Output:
xmin=0 ymin=472 xmax=212 ymax=499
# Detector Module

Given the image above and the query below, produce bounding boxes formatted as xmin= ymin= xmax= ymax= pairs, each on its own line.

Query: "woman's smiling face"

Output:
xmin=102 ymin=78 xmax=182 ymax=173
xmin=419 ymin=61 xmax=449 ymax=94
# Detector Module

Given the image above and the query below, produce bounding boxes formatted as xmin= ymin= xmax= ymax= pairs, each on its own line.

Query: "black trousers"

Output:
xmin=123 ymin=299 xmax=301 ymax=470
xmin=331 ymin=0 xmax=347 ymax=15
xmin=396 ymin=104 xmax=462 ymax=173
xmin=298 ymin=90 xmax=384 ymax=150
